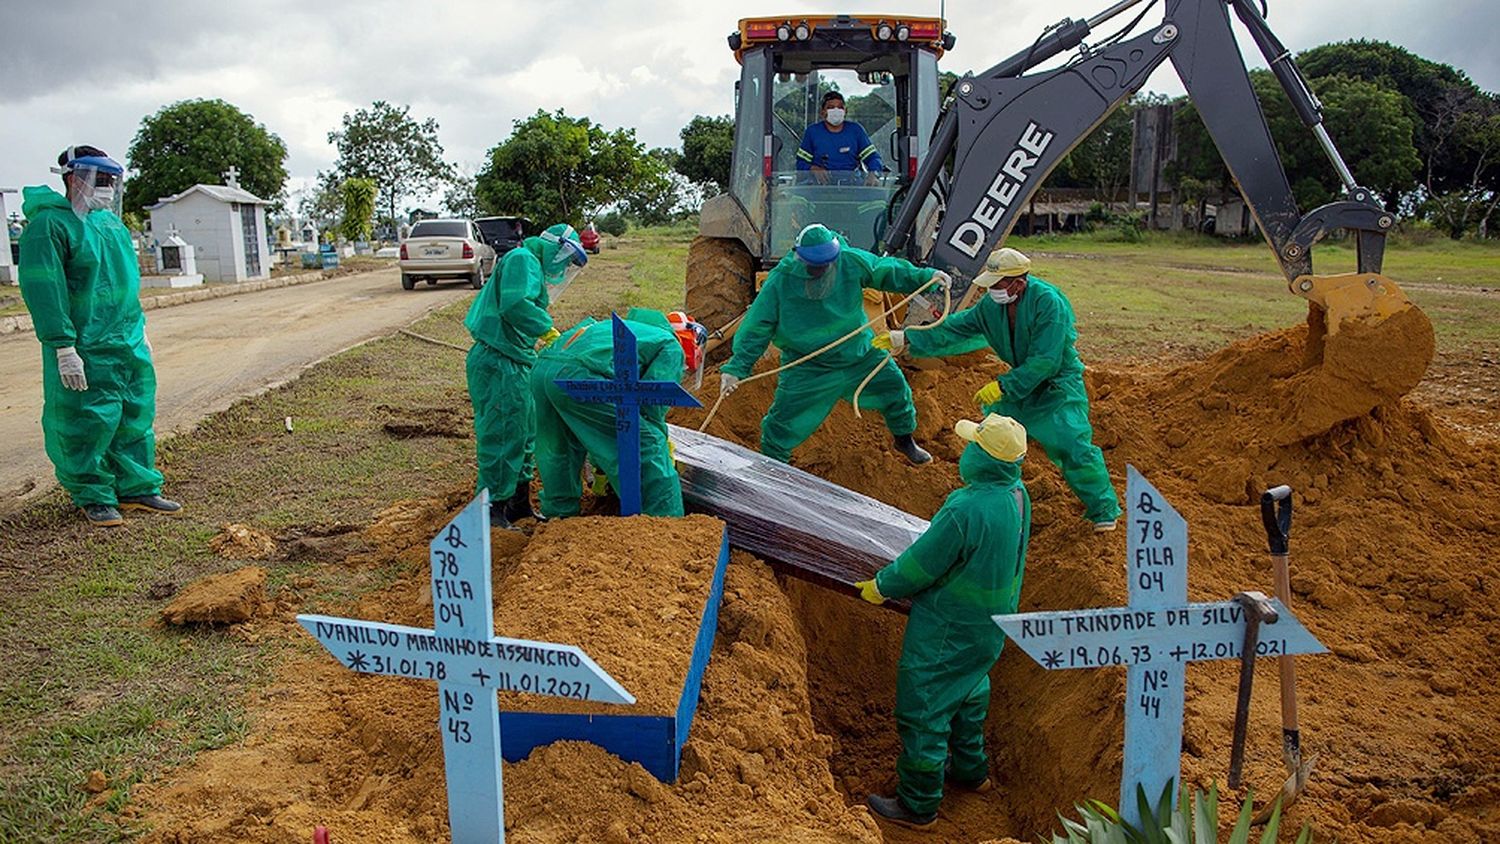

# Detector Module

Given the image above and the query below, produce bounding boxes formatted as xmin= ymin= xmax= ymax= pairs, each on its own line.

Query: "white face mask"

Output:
xmin=825 ymin=107 xmax=846 ymax=126
xmin=988 ymin=287 xmax=1018 ymax=305
xmin=84 ymin=186 xmax=116 ymax=210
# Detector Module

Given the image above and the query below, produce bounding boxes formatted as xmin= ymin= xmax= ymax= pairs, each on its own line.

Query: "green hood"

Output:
xmin=22 ymin=185 xmax=70 ymax=217
xmin=522 ymin=235 xmax=558 ymax=270
xmin=957 ymin=441 xmax=1023 ymax=487
xmin=622 ymin=307 xmax=672 ymax=332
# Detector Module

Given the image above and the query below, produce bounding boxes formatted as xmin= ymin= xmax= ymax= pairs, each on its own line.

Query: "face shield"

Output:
xmin=53 ymin=153 xmax=125 ymax=219
xmin=792 ymin=224 xmax=841 ymax=300
xmin=540 ymin=227 xmax=588 ymax=298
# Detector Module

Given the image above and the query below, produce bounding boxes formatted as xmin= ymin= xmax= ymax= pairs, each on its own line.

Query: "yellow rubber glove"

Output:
xmin=538 ymin=327 xmax=561 ymax=348
xmin=668 ymin=439 xmax=677 ymax=465
xmin=855 ymin=579 xmax=885 ymax=605
xmin=974 ymin=380 xmax=1002 ymax=407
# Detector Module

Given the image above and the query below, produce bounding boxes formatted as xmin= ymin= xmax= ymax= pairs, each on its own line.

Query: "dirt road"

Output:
xmin=0 ymin=267 xmax=471 ymax=506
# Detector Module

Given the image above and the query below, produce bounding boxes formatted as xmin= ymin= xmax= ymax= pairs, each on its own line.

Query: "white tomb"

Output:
xmin=146 ymin=167 xmax=273 ymax=283
xmin=0 ymin=188 xmax=17 ymax=285
xmin=141 ymin=226 xmax=205 ymax=288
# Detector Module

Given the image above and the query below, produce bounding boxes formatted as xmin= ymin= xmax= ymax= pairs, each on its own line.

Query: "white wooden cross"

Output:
xmin=299 ymin=491 xmax=634 ymax=843
xmin=994 ymin=466 xmax=1325 ymax=829
xmin=222 ymin=165 xmax=240 ymax=188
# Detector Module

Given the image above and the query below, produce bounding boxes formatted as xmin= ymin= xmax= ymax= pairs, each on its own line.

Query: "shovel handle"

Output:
xmin=1262 ymin=486 xmax=1301 ymax=736
xmin=1261 ymin=485 xmax=1292 ymax=554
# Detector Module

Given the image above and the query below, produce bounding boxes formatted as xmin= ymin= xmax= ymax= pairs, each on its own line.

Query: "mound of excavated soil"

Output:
xmin=675 ymin=321 xmax=1499 ymax=843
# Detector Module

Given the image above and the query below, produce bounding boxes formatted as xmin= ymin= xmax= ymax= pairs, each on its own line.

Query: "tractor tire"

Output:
xmin=684 ymin=236 xmax=755 ymax=362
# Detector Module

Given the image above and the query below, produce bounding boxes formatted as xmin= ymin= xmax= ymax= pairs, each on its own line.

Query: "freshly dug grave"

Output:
xmin=675 ymin=320 xmax=1500 ymax=843
xmin=138 ymin=503 xmax=878 ymax=843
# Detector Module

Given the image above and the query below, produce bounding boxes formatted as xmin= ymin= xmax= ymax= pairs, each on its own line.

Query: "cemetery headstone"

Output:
xmin=142 ymin=224 xmax=204 ymax=288
xmin=299 ymin=491 xmax=634 ymax=843
xmin=994 ymin=466 xmax=1326 ymax=829
xmin=554 ymin=313 xmax=702 ymax=515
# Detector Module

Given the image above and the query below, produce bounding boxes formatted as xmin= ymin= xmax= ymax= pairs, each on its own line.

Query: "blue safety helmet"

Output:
xmin=792 ymin=224 xmax=841 ymax=267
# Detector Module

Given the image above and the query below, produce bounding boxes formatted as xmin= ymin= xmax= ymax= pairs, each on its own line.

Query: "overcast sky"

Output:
xmin=2 ymin=0 xmax=1496 ymax=215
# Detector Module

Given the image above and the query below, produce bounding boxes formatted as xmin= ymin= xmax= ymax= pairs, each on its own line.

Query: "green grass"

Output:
xmin=1016 ymin=230 xmax=1500 ymax=358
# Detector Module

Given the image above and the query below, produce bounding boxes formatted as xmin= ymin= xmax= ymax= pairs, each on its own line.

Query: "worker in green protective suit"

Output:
xmin=18 ymin=145 xmax=180 ymax=527
xmin=465 ymin=222 xmax=587 ymax=529
xmin=856 ymin=413 xmax=1032 ymax=829
xmin=530 ymin=308 xmax=702 ymax=519
xmin=875 ymin=246 xmax=1121 ymax=531
xmin=719 ymin=224 xmax=947 ymax=465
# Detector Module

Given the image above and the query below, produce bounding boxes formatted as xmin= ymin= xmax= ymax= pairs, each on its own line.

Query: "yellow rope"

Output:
xmin=849 ymin=281 xmax=952 ymax=418
xmin=696 ymin=276 xmax=950 ymax=432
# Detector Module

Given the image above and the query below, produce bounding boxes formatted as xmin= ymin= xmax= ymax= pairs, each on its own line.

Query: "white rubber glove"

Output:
xmin=888 ymin=329 xmax=907 ymax=354
xmin=928 ymin=270 xmax=952 ymax=291
xmin=57 ymin=347 xmax=87 ymax=391
xmin=720 ymin=374 xmax=741 ymax=396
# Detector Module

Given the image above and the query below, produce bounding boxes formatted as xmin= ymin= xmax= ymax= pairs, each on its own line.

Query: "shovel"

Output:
xmin=1252 ymin=485 xmax=1317 ymax=824
xmin=1227 ymin=590 xmax=1277 ymax=789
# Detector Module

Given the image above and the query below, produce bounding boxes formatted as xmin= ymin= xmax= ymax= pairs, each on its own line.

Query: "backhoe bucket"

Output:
xmin=1291 ymin=272 xmax=1420 ymax=336
xmin=1275 ymin=272 xmax=1435 ymax=441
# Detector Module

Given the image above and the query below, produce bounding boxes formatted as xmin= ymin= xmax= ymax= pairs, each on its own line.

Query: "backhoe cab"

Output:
xmin=687 ymin=14 xmax=953 ymax=337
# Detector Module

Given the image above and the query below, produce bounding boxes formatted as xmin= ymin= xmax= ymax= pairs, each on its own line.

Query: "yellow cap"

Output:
xmin=953 ymin=413 xmax=1027 ymax=461
xmin=972 ymin=247 xmax=1032 ymax=289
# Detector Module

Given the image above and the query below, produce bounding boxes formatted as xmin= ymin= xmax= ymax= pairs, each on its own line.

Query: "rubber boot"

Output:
xmin=119 ymin=494 xmax=182 ymax=515
xmin=503 ymin=481 xmax=539 ymax=524
xmin=893 ymin=433 xmax=932 ymax=465
xmin=866 ymin=794 xmax=937 ymax=829
xmin=82 ymin=503 xmax=124 ymax=527
xmin=489 ymin=501 xmax=521 ymax=532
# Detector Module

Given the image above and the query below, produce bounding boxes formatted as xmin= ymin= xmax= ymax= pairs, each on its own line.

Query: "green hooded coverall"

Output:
xmin=529 ymin=309 xmax=685 ymax=519
xmin=906 ymin=276 xmax=1120 ymax=524
xmin=721 ymin=241 xmax=935 ymax=463
xmin=873 ymin=441 xmax=1032 ymax=816
xmin=18 ymin=186 xmax=163 ymax=506
xmin=463 ymin=235 xmax=558 ymax=501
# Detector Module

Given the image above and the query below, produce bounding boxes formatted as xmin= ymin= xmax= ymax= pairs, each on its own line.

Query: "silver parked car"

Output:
xmin=399 ymin=218 xmax=496 ymax=290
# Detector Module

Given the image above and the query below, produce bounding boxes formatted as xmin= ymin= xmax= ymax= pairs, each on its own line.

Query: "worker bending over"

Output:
xmin=857 ymin=413 xmax=1032 ymax=829
xmin=465 ymin=223 xmax=587 ymax=529
xmin=18 ymin=145 xmax=180 ymax=527
xmin=876 ymin=246 xmax=1120 ymax=531
xmin=530 ymin=308 xmax=703 ymax=519
xmin=720 ymin=223 xmax=946 ymax=465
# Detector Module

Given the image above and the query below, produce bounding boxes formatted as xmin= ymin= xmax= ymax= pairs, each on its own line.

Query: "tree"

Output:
xmin=444 ymin=164 xmax=480 ymax=219
xmin=625 ymin=148 xmax=696 ymax=226
xmin=1167 ymin=69 xmax=1419 ymax=213
xmin=1249 ymin=71 xmax=1420 ymax=208
xmin=476 ymin=110 xmax=653 ymax=227
xmin=299 ymin=170 xmax=343 ymax=233
xmin=328 ymin=101 xmax=449 ymax=229
xmin=339 ymin=178 xmax=377 ymax=242
xmin=676 ymin=115 xmax=734 ymax=196
xmin=123 ymin=99 xmax=288 ymax=216
xmin=1057 ymin=104 xmax=1134 ymax=204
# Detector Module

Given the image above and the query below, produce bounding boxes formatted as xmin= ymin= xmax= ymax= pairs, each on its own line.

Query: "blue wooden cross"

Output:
xmin=298 ymin=491 xmax=635 ymax=843
xmin=554 ymin=313 xmax=702 ymax=515
xmin=994 ymin=466 xmax=1326 ymax=829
